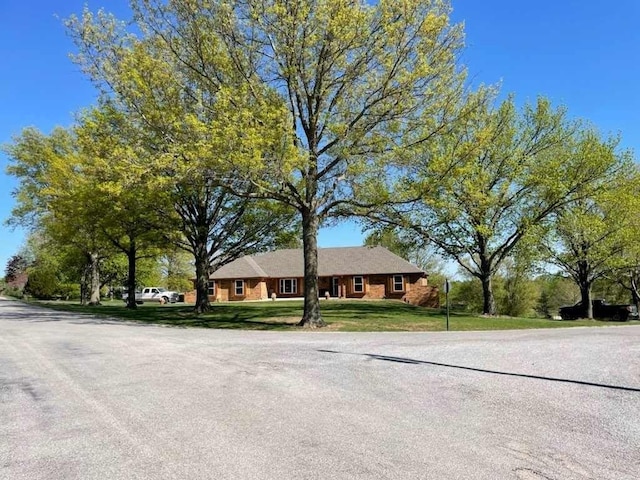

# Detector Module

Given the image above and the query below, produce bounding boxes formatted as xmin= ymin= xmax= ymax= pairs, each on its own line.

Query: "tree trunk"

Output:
xmin=88 ymin=252 xmax=101 ymax=306
xmin=194 ymin=242 xmax=211 ymax=314
xmin=577 ymin=260 xmax=592 ymax=318
xmin=630 ymin=274 xmax=640 ymax=316
xmin=479 ymin=249 xmax=496 ymax=315
xmin=126 ymin=240 xmax=137 ymax=310
xmin=480 ymin=274 xmax=497 ymax=316
xmin=80 ymin=265 xmax=89 ymax=306
xmin=579 ymin=283 xmax=592 ymax=319
xmin=298 ymin=207 xmax=325 ymax=327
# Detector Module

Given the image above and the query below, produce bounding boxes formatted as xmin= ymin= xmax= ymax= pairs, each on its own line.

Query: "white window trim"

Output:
xmin=207 ymin=281 xmax=215 ymax=296
xmin=279 ymin=278 xmax=297 ymax=294
xmin=393 ymin=275 xmax=404 ymax=292
xmin=235 ymin=279 xmax=245 ymax=296
xmin=353 ymin=276 xmax=364 ymax=293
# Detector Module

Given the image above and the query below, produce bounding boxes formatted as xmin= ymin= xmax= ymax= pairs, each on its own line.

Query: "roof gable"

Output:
xmin=210 ymin=246 xmax=424 ymax=279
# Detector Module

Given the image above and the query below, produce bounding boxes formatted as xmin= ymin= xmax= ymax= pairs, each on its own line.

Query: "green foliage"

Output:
xmin=3 ymin=127 xmax=77 ymax=228
xmin=25 ymin=264 xmax=60 ymax=299
xmin=364 ymin=227 xmax=447 ymax=272
xmin=374 ymin=93 xmax=637 ymax=315
xmin=160 ymin=250 xmax=194 ymax=292
xmin=450 ymin=279 xmax=485 ymax=313
xmin=452 ymin=269 xmax=540 ymax=317
xmin=135 ymin=257 xmax=164 ymax=287
xmin=66 ymin=10 xmax=302 ymax=312
xmin=535 ymin=275 xmax=580 ymax=318
xmin=364 ymin=227 xmax=415 ymax=262
xmin=591 ymin=277 xmax=632 ymax=304
xmin=2 ymin=286 xmax=25 ymax=299
xmin=497 ymin=272 xmax=539 ymax=317
xmin=14 ymin=233 xmax=80 ymax=300
xmin=538 ymin=167 xmax=640 ymax=316
xmin=58 ymin=283 xmax=82 ymax=300
xmin=66 ymin=0 xmax=468 ymax=324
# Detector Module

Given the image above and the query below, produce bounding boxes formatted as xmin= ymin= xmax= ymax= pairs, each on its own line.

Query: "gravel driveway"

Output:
xmin=1 ymin=297 xmax=639 ymax=479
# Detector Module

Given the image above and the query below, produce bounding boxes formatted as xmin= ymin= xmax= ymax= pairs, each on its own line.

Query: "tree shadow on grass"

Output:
xmin=17 ymin=299 xmax=444 ymax=330
xmin=318 ymin=349 xmax=640 ymax=393
xmin=14 ymin=301 xmax=302 ymax=330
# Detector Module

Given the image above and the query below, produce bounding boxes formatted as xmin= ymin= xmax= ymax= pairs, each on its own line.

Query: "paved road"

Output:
xmin=1 ymin=297 xmax=639 ymax=480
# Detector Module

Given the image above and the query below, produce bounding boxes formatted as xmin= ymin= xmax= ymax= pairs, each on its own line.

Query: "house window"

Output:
xmin=393 ymin=275 xmax=404 ymax=292
xmin=207 ymin=281 xmax=215 ymax=296
xmin=235 ymin=280 xmax=245 ymax=296
xmin=280 ymin=278 xmax=297 ymax=294
xmin=353 ymin=276 xmax=364 ymax=293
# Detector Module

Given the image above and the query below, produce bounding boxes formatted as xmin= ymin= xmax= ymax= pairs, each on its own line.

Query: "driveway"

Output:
xmin=1 ymin=297 xmax=639 ymax=479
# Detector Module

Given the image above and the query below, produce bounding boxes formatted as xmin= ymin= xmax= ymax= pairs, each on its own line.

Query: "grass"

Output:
xmin=25 ymin=298 xmax=640 ymax=332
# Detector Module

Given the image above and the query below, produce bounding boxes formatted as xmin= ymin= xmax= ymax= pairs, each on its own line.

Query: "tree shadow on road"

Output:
xmin=0 ymin=302 xmax=157 ymax=327
xmin=318 ymin=349 xmax=640 ymax=393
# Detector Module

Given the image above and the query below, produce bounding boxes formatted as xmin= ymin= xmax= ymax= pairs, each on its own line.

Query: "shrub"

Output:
xmin=2 ymin=286 xmax=24 ymax=299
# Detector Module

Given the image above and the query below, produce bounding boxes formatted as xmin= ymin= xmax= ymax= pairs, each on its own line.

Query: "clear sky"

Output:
xmin=1 ymin=0 xmax=638 ymax=273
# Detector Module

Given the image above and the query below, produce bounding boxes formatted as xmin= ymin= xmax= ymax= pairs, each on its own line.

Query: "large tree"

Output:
xmin=367 ymin=96 xmax=634 ymax=315
xmin=68 ymin=0 xmax=469 ymax=326
xmin=539 ymin=176 xmax=640 ymax=318
xmin=221 ymin=0 xmax=470 ymax=326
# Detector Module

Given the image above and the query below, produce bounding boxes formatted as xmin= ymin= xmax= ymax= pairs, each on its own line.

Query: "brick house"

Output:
xmin=195 ymin=246 xmax=439 ymax=307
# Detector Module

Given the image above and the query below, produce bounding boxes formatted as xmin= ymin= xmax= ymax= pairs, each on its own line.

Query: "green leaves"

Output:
xmin=374 ymin=91 xmax=638 ymax=315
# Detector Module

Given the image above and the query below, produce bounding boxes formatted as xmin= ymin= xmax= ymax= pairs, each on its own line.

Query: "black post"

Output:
xmin=445 ymin=279 xmax=451 ymax=331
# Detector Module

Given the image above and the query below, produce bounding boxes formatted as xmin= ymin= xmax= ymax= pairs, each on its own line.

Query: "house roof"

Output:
xmin=210 ymin=246 xmax=425 ymax=279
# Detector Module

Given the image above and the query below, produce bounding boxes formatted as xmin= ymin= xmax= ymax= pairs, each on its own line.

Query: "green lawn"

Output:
xmin=25 ymin=299 xmax=640 ymax=332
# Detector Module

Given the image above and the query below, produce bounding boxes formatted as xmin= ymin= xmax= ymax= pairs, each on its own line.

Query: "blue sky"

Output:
xmin=1 ymin=0 xmax=639 ymax=273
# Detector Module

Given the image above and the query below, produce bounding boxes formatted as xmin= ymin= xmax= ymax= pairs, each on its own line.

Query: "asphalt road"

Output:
xmin=1 ymin=297 xmax=639 ymax=480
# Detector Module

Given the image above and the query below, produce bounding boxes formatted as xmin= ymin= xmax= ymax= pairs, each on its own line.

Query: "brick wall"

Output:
xmin=402 ymin=285 xmax=440 ymax=308
xmin=191 ymin=273 xmax=437 ymax=306
xmin=184 ymin=290 xmax=196 ymax=303
xmin=363 ymin=275 xmax=386 ymax=299
xmin=240 ymin=279 xmax=266 ymax=301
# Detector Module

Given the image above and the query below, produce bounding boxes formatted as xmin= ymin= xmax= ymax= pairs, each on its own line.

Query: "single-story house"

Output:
xmin=193 ymin=246 xmax=439 ymax=307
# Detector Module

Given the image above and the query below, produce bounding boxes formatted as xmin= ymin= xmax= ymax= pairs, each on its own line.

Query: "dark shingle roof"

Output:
xmin=210 ymin=246 xmax=424 ymax=279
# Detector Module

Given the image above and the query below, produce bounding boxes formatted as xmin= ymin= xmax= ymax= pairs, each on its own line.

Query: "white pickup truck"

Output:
xmin=123 ymin=287 xmax=180 ymax=304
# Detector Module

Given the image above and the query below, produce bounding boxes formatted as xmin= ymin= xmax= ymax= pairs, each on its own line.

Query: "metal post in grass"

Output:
xmin=445 ymin=279 xmax=451 ymax=331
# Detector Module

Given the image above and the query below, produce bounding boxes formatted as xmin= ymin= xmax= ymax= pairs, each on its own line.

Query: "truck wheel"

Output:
xmin=613 ymin=312 xmax=628 ymax=322
xmin=162 ymin=296 xmax=169 ymax=304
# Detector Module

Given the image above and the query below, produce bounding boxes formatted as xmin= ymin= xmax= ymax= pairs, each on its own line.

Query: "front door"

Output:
xmin=331 ymin=277 xmax=339 ymax=297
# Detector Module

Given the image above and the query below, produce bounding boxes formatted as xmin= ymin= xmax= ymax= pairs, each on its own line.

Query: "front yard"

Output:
xmin=27 ymin=299 xmax=640 ymax=332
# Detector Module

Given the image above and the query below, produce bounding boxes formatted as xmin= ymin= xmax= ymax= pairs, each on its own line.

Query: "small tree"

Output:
xmin=535 ymin=275 xmax=579 ymax=318
xmin=4 ymin=126 xmax=114 ymax=305
xmin=496 ymin=259 xmax=539 ymax=317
